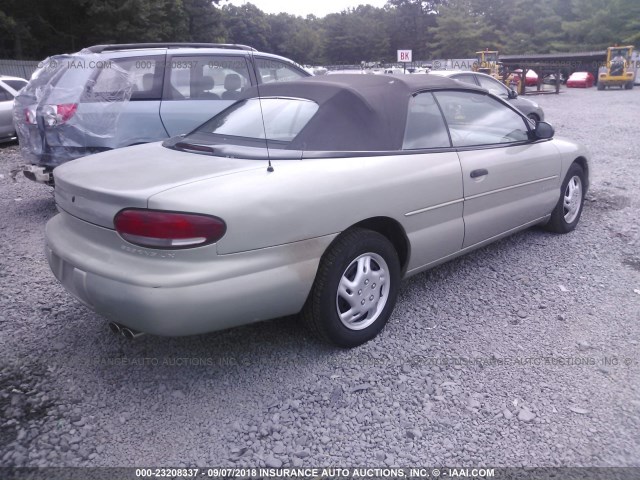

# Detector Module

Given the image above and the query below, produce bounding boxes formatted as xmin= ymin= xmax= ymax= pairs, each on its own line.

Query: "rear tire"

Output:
xmin=527 ymin=113 xmax=540 ymax=123
xmin=303 ymin=228 xmax=401 ymax=348
xmin=597 ymin=83 xmax=604 ymax=90
xmin=545 ymin=163 xmax=586 ymax=234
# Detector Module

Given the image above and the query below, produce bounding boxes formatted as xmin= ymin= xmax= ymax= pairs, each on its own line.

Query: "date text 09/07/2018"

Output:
xmin=135 ymin=467 xmax=496 ymax=478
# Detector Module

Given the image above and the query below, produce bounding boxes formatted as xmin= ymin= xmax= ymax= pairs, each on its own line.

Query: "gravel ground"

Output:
xmin=0 ymin=87 xmax=639 ymax=470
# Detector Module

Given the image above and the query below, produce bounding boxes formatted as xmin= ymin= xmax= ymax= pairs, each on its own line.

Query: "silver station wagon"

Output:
xmin=46 ymin=74 xmax=589 ymax=347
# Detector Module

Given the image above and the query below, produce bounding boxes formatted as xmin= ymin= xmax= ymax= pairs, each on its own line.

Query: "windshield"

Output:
xmin=196 ymin=97 xmax=318 ymax=143
xmin=478 ymin=52 xmax=498 ymax=64
xmin=610 ymin=48 xmax=630 ymax=62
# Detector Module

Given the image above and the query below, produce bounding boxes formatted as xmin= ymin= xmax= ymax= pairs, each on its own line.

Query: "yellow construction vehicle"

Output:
xmin=474 ymin=49 xmax=500 ymax=78
xmin=473 ymin=49 xmax=520 ymax=90
xmin=598 ymin=45 xmax=635 ymax=90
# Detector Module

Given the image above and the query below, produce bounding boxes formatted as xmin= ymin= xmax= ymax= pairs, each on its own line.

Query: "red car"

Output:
xmin=515 ymin=69 xmax=539 ymax=86
xmin=525 ymin=70 xmax=539 ymax=86
xmin=567 ymin=72 xmax=595 ymax=88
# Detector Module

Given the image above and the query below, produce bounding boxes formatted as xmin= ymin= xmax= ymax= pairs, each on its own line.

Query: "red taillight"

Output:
xmin=41 ymin=103 xmax=78 ymax=126
xmin=57 ymin=104 xmax=77 ymax=122
xmin=114 ymin=209 xmax=226 ymax=249
xmin=24 ymin=106 xmax=37 ymax=125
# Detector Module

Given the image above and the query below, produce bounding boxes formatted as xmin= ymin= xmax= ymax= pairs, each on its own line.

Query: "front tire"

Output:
xmin=545 ymin=163 xmax=586 ymax=234
xmin=303 ymin=228 xmax=401 ymax=348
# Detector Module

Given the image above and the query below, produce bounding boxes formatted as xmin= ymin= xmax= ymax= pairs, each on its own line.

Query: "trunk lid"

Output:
xmin=54 ymin=142 xmax=265 ymax=228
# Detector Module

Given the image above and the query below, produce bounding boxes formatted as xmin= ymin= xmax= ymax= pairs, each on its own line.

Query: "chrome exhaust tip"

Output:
xmin=120 ymin=327 xmax=145 ymax=339
xmin=108 ymin=322 xmax=121 ymax=334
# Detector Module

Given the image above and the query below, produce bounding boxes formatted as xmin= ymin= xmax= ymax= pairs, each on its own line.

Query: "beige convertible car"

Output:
xmin=45 ymin=74 xmax=589 ymax=347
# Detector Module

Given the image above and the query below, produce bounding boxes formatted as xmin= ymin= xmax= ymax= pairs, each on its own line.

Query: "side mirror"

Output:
xmin=508 ymin=89 xmax=518 ymax=99
xmin=534 ymin=121 xmax=554 ymax=140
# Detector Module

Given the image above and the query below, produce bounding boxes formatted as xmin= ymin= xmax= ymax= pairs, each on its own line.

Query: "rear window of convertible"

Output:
xmin=196 ymin=97 xmax=318 ymax=142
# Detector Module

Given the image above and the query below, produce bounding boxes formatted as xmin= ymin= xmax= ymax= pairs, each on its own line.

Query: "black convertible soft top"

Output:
xmin=239 ymin=74 xmax=484 ymax=151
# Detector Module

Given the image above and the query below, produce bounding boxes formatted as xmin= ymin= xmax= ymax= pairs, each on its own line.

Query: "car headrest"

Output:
xmin=199 ymin=76 xmax=215 ymax=90
xmin=224 ymin=74 xmax=241 ymax=91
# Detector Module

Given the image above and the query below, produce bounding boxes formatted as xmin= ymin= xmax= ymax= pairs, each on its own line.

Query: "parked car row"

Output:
xmin=523 ymin=70 xmax=596 ymax=88
xmin=504 ymin=69 xmax=598 ymax=89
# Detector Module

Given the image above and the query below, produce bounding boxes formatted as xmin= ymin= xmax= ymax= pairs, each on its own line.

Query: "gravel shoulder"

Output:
xmin=1 ymin=87 xmax=639 ymax=469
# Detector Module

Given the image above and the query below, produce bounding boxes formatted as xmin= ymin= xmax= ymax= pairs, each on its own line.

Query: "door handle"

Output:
xmin=470 ymin=168 xmax=489 ymax=178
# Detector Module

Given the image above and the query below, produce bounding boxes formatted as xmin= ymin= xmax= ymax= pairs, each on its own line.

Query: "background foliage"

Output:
xmin=1 ymin=0 xmax=638 ymax=64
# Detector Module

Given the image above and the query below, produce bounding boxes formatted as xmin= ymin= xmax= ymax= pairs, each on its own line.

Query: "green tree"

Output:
xmin=431 ymin=0 xmax=493 ymax=58
xmin=257 ymin=12 xmax=324 ymax=64
xmin=3 ymin=0 xmax=638 ymax=64
xmin=322 ymin=6 xmax=391 ymax=64
xmin=183 ymin=0 xmax=224 ymax=43
xmin=562 ymin=0 xmax=640 ymax=49
xmin=500 ymin=0 xmax=563 ymax=53
xmin=221 ymin=3 xmax=271 ymax=52
xmin=385 ymin=0 xmax=443 ymax=59
xmin=0 ymin=0 xmax=223 ymax=59
xmin=267 ymin=13 xmax=298 ymax=54
xmin=0 ymin=0 xmax=88 ymax=58
xmin=0 ymin=10 xmax=18 ymax=57
xmin=284 ymin=20 xmax=324 ymax=64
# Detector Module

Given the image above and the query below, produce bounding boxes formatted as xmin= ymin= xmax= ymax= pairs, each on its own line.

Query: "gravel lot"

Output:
xmin=1 ymin=87 xmax=639 ymax=470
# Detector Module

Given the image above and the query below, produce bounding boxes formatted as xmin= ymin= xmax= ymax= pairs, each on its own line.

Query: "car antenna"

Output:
xmin=251 ymin=50 xmax=274 ymax=173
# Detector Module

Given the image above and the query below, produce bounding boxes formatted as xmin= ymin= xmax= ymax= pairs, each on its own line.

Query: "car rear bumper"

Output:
xmin=18 ymin=124 xmax=111 ymax=167
xmin=45 ymin=211 xmax=336 ymax=336
xmin=32 ymin=147 xmax=111 ymax=167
